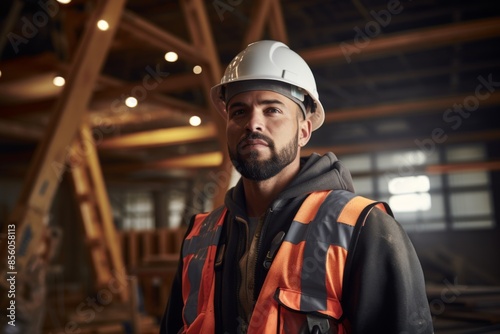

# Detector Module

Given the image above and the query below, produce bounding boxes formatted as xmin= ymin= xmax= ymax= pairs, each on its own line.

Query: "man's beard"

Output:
xmin=229 ymin=131 xmax=298 ymax=181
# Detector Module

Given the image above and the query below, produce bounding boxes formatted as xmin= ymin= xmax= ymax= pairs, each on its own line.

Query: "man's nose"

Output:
xmin=245 ymin=110 xmax=264 ymax=132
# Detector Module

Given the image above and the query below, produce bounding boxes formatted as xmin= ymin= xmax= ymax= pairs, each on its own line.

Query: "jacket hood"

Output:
xmin=225 ymin=152 xmax=355 ymax=216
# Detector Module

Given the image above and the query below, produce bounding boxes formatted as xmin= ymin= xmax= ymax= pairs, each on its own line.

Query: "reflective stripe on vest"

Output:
xmin=181 ymin=205 xmax=226 ymax=333
xmin=180 ymin=190 xmax=390 ymax=333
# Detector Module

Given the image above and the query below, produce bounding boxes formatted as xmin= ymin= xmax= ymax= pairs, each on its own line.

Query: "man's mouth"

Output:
xmin=240 ymin=139 xmax=269 ymax=149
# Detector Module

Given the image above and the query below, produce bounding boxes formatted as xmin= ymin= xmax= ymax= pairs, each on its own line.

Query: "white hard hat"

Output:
xmin=210 ymin=40 xmax=325 ymax=131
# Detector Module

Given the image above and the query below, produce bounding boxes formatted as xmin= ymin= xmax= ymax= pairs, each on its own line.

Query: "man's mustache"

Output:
xmin=238 ymin=132 xmax=274 ymax=150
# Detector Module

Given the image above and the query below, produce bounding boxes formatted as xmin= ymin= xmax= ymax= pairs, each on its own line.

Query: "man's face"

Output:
xmin=226 ymin=90 xmax=304 ymax=181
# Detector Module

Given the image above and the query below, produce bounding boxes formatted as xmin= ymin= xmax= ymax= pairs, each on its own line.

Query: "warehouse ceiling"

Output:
xmin=0 ymin=0 xmax=499 ymax=184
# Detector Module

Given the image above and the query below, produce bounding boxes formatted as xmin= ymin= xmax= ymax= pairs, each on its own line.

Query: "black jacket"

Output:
xmin=160 ymin=153 xmax=433 ymax=333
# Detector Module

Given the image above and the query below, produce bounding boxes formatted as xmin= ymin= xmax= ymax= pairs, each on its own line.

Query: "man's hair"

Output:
xmin=303 ymin=95 xmax=317 ymax=115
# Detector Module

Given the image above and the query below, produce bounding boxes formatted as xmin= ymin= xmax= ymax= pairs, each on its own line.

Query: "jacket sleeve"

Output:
xmin=342 ymin=207 xmax=434 ymax=333
xmin=159 ymin=217 xmax=196 ymax=334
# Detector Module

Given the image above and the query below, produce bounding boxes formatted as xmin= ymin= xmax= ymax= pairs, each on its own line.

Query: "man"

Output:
xmin=160 ymin=40 xmax=433 ymax=334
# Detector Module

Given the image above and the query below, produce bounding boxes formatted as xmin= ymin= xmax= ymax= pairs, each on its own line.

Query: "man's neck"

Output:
xmin=242 ymin=158 xmax=301 ymax=217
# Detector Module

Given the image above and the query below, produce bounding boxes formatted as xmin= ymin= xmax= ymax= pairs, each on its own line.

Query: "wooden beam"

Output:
xmin=426 ymin=160 xmax=500 ymax=174
xmin=302 ymin=129 xmax=500 ymax=156
xmin=0 ymin=53 xmax=60 ymax=82
xmin=90 ymin=76 xmax=201 ymax=101
xmin=0 ymin=98 xmax=55 ymax=118
xmin=87 ymin=107 xmax=188 ymax=130
xmin=242 ymin=0 xmax=273 ymax=47
xmin=0 ymin=120 xmax=43 ymax=141
xmin=103 ymin=151 xmax=223 ymax=173
xmin=325 ymin=91 xmax=500 ymax=123
xmin=326 ymin=60 xmax=500 ymax=88
xmin=71 ymin=124 xmax=128 ymax=301
xmin=99 ymin=124 xmax=217 ymax=150
xmin=268 ymin=0 xmax=288 ymax=44
xmin=181 ymin=0 xmax=231 ymax=207
xmin=153 ymin=72 xmax=203 ymax=93
xmin=90 ymin=87 xmax=207 ymax=117
xmin=1 ymin=0 xmax=126 ymax=276
xmin=300 ymin=17 xmax=500 ymax=64
xmin=0 ymin=0 xmax=24 ymax=57
xmin=120 ymin=10 xmax=208 ymax=65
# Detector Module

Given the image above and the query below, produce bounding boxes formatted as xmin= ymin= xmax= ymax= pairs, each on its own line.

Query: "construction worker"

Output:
xmin=160 ymin=40 xmax=433 ymax=333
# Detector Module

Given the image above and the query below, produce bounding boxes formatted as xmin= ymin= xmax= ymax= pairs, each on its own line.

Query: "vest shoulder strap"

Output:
xmin=340 ymin=194 xmax=393 ymax=324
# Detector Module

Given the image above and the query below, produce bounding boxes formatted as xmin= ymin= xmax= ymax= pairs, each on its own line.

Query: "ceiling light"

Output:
xmin=189 ymin=116 xmax=201 ymax=126
xmin=53 ymin=75 xmax=65 ymax=87
xmin=125 ymin=97 xmax=138 ymax=108
xmin=97 ymin=20 xmax=109 ymax=31
xmin=57 ymin=0 xmax=72 ymax=3
xmin=193 ymin=65 xmax=202 ymax=74
xmin=164 ymin=51 xmax=178 ymax=62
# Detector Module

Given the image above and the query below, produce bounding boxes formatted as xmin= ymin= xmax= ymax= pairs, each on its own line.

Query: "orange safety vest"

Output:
xmin=180 ymin=190 xmax=391 ymax=334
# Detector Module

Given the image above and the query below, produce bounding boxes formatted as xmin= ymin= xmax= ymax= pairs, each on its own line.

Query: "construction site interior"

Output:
xmin=0 ymin=0 xmax=499 ymax=333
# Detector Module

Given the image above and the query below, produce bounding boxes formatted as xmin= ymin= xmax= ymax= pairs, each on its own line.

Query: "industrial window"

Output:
xmin=445 ymin=145 xmax=494 ymax=230
xmin=111 ymin=191 xmax=155 ymax=230
xmin=168 ymin=192 xmax=185 ymax=229
xmin=341 ymin=143 xmax=494 ymax=232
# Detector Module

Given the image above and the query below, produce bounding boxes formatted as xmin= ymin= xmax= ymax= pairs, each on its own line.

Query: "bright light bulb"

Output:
xmin=193 ymin=65 xmax=202 ymax=74
xmin=97 ymin=20 xmax=109 ymax=31
xmin=53 ymin=76 xmax=65 ymax=87
xmin=189 ymin=116 xmax=201 ymax=126
xmin=57 ymin=0 xmax=71 ymax=4
xmin=164 ymin=51 xmax=178 ymax=62
xmin=125 ymin=97 xmax=138 ymax=108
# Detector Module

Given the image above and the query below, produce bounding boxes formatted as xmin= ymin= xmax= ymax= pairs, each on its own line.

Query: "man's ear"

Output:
xmin=298 ymin=118 xmax=312 ymax=147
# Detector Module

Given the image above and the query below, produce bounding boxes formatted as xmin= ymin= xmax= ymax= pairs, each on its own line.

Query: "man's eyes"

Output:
xmin=265 ymin=107 xmax=281 ymax=114
xmin=229 ymin=109 xmax=245 ymax=118
xmin=228 ymin=107 xmax=283 ymax=118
